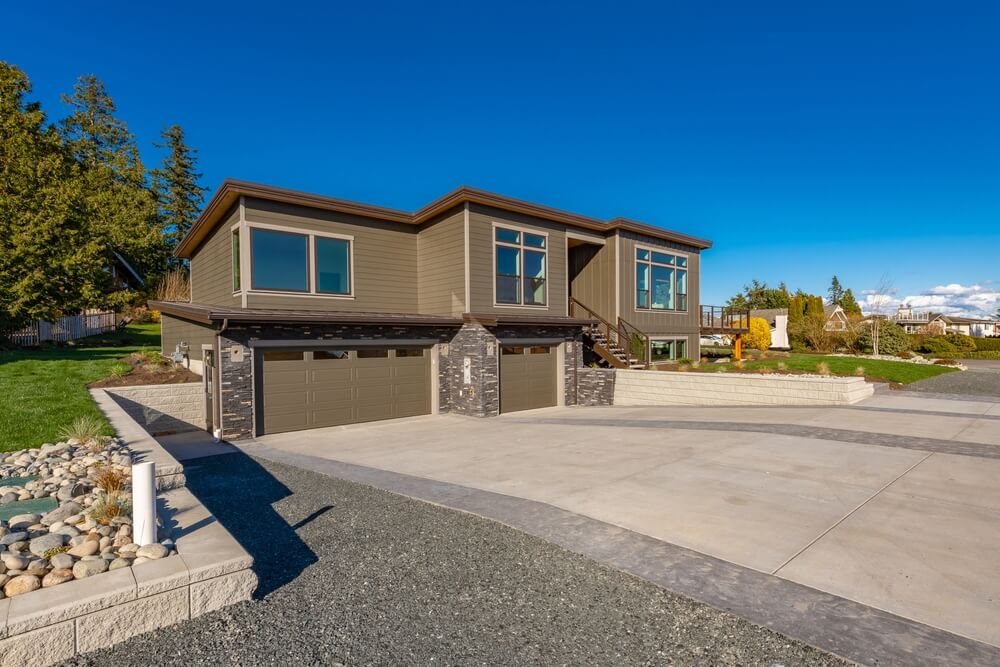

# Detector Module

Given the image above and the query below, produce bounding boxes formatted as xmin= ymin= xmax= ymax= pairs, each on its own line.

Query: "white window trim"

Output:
xmin=649 ymin=336 xmax=690 ymax=362
xmin=245 ymin=221 xmax=356 ymax=299
xmin=491 ymin=221 xmax=549 ymax=309
xmin=634 ymin=244 xmax=689 ymax=313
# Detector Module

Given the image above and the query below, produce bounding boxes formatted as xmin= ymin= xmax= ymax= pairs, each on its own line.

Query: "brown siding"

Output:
xmin=617 ymin=231 xmax=702 ymax=335
xmin=568 ymin=235 xmax=616 ymax=324
xmin=417 ymin=209 xmax=466 ymax=316
xmin=190 ymin=206 xmax=241 ymax=307
xmin=243 ymin=197 xmax=419 ymax=313
xmin=467 ymin=204 xmax=568 ymax=316
xmin=160 ymin=313 xmax=216 ymax=362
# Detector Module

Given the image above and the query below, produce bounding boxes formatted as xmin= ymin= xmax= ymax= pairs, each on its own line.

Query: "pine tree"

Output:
xmin=0 ymin=62 xmax=98 ymax=335
xmin=828 ymin=275 xmax=844 ymax=305
xmin=152 ymin=125 xmax=206 ymax=265
xmin=840 ymin=288 xmax=862 ymax=315
xmin=59 ymin=74 xmax=166 ymax=294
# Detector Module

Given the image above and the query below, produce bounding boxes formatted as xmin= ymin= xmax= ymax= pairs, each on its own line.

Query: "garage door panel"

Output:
xmin=262 ymin=347 xmax=431 ymax=434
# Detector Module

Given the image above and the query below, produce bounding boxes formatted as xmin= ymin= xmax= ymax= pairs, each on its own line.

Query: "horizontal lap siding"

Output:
xmin=160 ymin=314 xmax=216 ymax=361
xmin=190 ymin=206 xmax=241 ymax=307
xmin=618 ymin=231 xmax=701 ymax=335
xmin=418 ymin=210 xmax=465 ymax=316
xmin=468 ymin=204 xmax=567 ymax=316
xmin=244 ymin=197 xmax=419 ymax=313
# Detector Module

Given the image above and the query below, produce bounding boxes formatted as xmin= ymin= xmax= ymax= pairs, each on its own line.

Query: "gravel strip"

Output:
xmin=65 ymin=453 xmax=844 ymax=666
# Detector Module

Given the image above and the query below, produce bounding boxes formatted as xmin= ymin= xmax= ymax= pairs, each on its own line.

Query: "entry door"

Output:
xmin=500 ymin=345 xmax=558 ymax=413
xmin=203 ymin=349 xmax=215 ymax=432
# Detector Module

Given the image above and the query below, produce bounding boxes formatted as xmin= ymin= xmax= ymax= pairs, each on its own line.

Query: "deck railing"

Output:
xmin=700 ymin=306 xmax=751 ymax=332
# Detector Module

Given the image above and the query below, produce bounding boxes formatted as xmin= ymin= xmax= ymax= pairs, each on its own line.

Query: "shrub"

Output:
xmin=816 ymin=362 xmax=831 ymax=375
xmin=974 ymin=338 xmax=1000 ymax=352
xmin=109 ymin=362 xmax=132 ymax=379
xmin=934 ymin=358 xmax=958 ymax=366
xmin=856 ymin=321 xmax=909 ymax=356
xmin=966 ymin=350 xmax=1000 ymax=359
xmin=89 ymin=492 xmax=131 ymax=525
xmin=58 ymin=415 xmax=105 ymax=442
xmin=854 ymin=366 xmax=866 ymax=376
xmin=919 ymin=336 xmax=958 ymax=356
xmin=92 ymin=469 xmax=129 ymax=494
xmin=743 ymin=317 xmax=772 ymax=351
xmin=777 ymin=361 xmax=787 ymax=371
xmin=677 ymin=357 xmax=693 ymax=365
xmin=898 ymin=350 xmax=914 ymax=359
xmin=943 ymin=333 xmax=977 ymax=353
xmin=155 ymin=268 xmax=190 ymax=302
xmin=758 ymin=366 xmax=773 ymax=374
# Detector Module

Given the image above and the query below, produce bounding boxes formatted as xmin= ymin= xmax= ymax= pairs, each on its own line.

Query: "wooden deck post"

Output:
xmin=733 ymin=334 xmax=742 ymax=361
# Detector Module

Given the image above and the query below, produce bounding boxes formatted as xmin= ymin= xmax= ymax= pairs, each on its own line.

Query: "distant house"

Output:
xmin=885 ymin=306 xmax=946 ymax=334
xmin=110 ymin=251 xmax=145 ymax=291
xmin=750 ymin=308 xmax=789 ymax=349
xmin=823 ymin=305 xmax=851 ymax=332
xmin=942 ymin=315 xmax=999 ymax=338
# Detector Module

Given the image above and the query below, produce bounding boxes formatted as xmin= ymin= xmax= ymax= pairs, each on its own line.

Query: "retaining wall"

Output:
xmin=106 ymin=383 xmax=204 ymax=436
xmin=614 ymin=370 xmax=875 ymax=406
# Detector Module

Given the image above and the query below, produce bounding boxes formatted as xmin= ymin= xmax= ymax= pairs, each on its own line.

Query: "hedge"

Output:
xmin=963 ymin=350 xmax=1000 ymax=360
xmin=974 ymin=338 xmax=1000 ymax=351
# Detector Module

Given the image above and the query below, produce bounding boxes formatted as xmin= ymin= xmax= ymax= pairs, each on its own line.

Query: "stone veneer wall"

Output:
xmin=106 ymin=383 xmax=205 ymax=436
xmin=575 ymin=368 xmax=616 ymax=406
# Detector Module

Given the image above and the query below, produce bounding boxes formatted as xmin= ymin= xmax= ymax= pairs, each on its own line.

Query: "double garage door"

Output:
xmin=261 ymin=347 xmax=431 ymax=435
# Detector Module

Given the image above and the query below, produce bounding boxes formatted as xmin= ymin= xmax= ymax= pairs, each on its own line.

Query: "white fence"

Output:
xmin=9 ymin=311 xmax=117 ymax=346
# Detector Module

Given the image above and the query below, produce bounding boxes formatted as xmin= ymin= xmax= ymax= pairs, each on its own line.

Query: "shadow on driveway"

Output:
xmin=180 ymin=450 xmax=318 ymax=598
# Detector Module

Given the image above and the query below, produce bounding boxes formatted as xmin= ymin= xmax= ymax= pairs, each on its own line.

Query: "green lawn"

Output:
xmin=0 ymin=324 xmax=161 ymax=452
xmin=698 ymin=353 xmax=958 ymax=384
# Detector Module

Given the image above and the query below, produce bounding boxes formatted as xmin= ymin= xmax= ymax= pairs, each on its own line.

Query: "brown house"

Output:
xmin=152 ymin=180 xmax=711 ymax=440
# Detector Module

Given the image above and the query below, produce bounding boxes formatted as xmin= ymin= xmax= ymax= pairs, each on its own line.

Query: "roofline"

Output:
xmin=150 ymin=300 xmax=464 ymax=326
xmin=174 ymin=179 xmax=713 ymax=258
xmin=113 ymin=250 xmax=144 ymax=286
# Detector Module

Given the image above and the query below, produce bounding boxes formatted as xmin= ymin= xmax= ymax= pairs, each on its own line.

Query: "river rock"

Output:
xmin=50 ymin=552 xmax=74 ymax=570
xmin=67 ymin=541 xmax=99 ymax=558
xmin=3 ymin=574 xmax=40 ymax=597
xmin=135 ymin=543 xmax=168 ymax=560
xmin=42 ymin=568 xmax=74 ymax=587
xmin=25 ymin=559 xmax=48 ymax=576
xmin=72 ymin=558 xmax=108 ymax=579
xmin=1 ymin=554 xmax=28 ymax=570
xmin=7 ymin=514 xmax=40 ymax=531
xmin=108 ymin=558 xmax=131 ymax=571
xmin=28 ymin=532 xmax=67 ymax=557
xmin=41 ymin=501 xmax=83 ymax=526
xmin=0 ymin=532 xmax=27 ymax=547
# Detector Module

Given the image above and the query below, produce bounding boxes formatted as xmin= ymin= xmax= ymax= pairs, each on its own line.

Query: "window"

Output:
xmin=635 ymin=247 xmax=688 ymax=311
xmin=495 ymin=227 xmax=547 ymax=306
xmin=650 ymin=339 xmax=688 ymax=362
xmin=315 ymin=237 xmax=351 ymax=295
xmin=263 ymin=351 xmax=304 ymax=362
xmin=357 ymin=349 xmax=389 ymax=359
xmin=501 ymin=346 xmax=525 ymax=355
xmin=313 ymin=350 xmax=348 ymax=360
xmin=251 ymin=228 xmax=309 ymax=292
xmin=529 ymin=346 xmax=550 ymax=354
xmin=394 ymin=349 xmax=426 ymax=358
xmin=231 ymin=229 xmax=241 ymax=291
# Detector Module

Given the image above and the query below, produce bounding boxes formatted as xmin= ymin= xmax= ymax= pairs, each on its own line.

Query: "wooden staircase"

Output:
xmin=569 ymin=297 xmax=650 ymax=369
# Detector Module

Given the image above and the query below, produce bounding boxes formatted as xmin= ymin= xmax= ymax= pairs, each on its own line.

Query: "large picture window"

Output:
xmin=251 ymin=228 xmax=309 ymax=291
xmin=315 ymin=237 xmax=351 ymax=295
xmin=495 ymin=226 xmax=546 ymax=306
xmin=635 ymin=247 xmax=687 ymax=311
xmin=651 ymin=338 xmax=688 ymax=362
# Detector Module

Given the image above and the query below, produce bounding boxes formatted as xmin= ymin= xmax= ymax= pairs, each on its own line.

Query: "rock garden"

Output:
xmin=0 ymin=419 xmax=175 ymax=600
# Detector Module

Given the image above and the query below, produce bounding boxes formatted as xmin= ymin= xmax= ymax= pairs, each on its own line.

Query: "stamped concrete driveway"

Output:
xmin=240 ymin=391 xmax=1000 ymax=651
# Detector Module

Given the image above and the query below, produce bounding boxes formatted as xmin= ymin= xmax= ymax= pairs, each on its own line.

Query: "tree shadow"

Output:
xmin=180 ymin=451 xmax=318 ymax=598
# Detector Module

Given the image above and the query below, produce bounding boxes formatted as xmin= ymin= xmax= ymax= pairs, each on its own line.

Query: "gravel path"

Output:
xmin=905 ymin=363 xmax=1000 ymax=398
xmin=66 ymin=453 xmax=843 ymax=666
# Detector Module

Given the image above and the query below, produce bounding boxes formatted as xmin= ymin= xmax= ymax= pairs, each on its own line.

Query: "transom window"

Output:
xmin=495 ymin=226 xmax=546 ymax=306
xmin=635 ymin=247 xmax=687 ymax=311
xmin=249 ymin=227 xmax=352 ymax=296
xmin=650 ymin=338 xmax=688 ymax=362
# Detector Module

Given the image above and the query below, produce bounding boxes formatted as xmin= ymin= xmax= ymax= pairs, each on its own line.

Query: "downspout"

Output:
xmin=212 ymin=318 xmax=229 ymax=442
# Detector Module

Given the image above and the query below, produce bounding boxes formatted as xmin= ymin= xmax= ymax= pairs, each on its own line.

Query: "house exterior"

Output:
xmin=823 ymin=305 xmax=851 ymax=332
xmin=153 ymin=180 xmax=711 ymax=440
xmin=750 ymin=308 xmax=790 ymax=349
xmin=941 ymin=316 xmax=999 ymax=338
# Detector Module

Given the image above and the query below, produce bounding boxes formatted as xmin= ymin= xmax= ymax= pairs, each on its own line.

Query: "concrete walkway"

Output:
xmin=238 ymin=392 xmax=1000 ymax=651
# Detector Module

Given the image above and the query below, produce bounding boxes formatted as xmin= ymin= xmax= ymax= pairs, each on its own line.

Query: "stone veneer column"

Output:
xmin=217 ymin=332 xmax=254 ymax=440
xmin=444 ymin=323 xmax=499 ymax=417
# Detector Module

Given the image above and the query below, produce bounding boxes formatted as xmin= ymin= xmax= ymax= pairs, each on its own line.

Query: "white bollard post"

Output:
xmin=132 ymin=461 xmax=157 ymax=546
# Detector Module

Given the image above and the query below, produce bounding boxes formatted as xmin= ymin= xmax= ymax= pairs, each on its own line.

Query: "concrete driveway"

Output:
xmin=240 ymin=391 xmax=1000 ymax=650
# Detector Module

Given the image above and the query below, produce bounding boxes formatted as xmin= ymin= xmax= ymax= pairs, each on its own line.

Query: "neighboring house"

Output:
xmin=152 ymin=180 xmax=712 ymax=440
xmin=110 ymin=251 xmax=145 ymax=291
xmin=941 ymin=315 xmax=999 ymax=338
xmin=885 ymin=306 xmax=947 ymax=334
xmin=750 ymin=308 xmax=789 ymax=349
xmin=823 ymin=304 xmax=851 ymax=332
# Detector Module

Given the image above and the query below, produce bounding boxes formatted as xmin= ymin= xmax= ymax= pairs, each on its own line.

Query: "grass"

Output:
xmin=0 ymin=324 xmax=161 ymax=452
xmin=694 ymin=353 xmax=959 ymax=384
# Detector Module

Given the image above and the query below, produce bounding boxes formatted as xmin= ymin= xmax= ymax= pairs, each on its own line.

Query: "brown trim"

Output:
xmin=464 ymin=312 xmax=596 ymax=327
xmin=150 ymin=301 xmax=463 ymax=327
xmin=176 ymin=180 xmax=712 ymax=258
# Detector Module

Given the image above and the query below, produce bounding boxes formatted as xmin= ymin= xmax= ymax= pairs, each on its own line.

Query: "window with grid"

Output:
xmin=635 ymin=247 xmax=687 ymax=311
xmin=495 ymin=227 xmax=546 ymax=306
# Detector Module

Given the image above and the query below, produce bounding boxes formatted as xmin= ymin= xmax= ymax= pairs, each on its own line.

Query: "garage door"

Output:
xmin=261 ymin=347 xmax=431 ymax=434
xmin=500 ymin=345 xmax=558 ymax=413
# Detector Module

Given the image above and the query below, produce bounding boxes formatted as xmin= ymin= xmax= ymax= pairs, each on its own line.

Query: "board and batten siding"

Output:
xmin=190 ymin=205 xmax=241 ymax=307
xmin=467 ymin=204 xmax=568 ymax=316
xmin=568 ymin=235 xmax=617 ymax=324
xmin=160 ymin=313 xmax=216 ymax=363
xmin=617 ymin=231 xmax=702 ymax=336
xmin=242 ymin=197 xmax=420 ymax=313
xmin=417 ymin=209 xmax=466 ymax=316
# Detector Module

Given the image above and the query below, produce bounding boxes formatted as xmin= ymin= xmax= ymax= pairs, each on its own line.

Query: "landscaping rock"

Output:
xmin=73 ymin=558 xmax=108 ymax=578
xmin=7 ymin=514 xmax=41 ymax=530
xmin=3 ymin=574 xmax=40 ymax=597
xmin=108 ymin=557 xmax=131 ymax=571
xmin=0 ymin=492 xmax=17 ymax=504
xmin=50 ymin=552 xmax=74 ymax=570
xmin=41 ymin=501 xmax=83 ymax=525
xmin=42 ymin=568 xmax=74 ymax=587
xmin=1 ymin=554 xmax=28 ymax=570
xmin=136 ymin=543 xmax=168 ymax=560
xmin=28 ymin=532 xmax=67 ymax=557
xmin=68 ymin=540 xmax=99 ymax=558
xmin=0 ymin=532 xmax=27 ymax=546
xmin=26 ymin=559 xmax=49 ymax=576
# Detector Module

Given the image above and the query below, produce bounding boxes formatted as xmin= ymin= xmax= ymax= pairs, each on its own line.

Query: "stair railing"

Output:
xmin=617 ymin=316 xmax=651 ymax=368
xmin=569 ymin=297 xmax=651 ymax=369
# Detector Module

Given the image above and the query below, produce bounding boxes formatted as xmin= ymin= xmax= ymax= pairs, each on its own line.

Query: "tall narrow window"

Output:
xmin=315 ymin=237 xmax=351 ymax=294
xmin=495 ymin=227 xmax=546 ymax=306
xmin=231 ymin=229 xmax=241 ymax=291
xmin=635 ymin=247 xmax=688 ymax=311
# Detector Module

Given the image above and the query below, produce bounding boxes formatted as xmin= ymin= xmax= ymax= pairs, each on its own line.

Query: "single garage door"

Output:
xmin=261 ymin=347 xmax=431 ymax=434
xmin=500 ymin=345 xmax=558 ymax=413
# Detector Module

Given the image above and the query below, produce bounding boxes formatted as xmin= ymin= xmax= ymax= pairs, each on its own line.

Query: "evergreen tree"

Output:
xmin=828 ymin=275 xmax=844 ymax=305
xmin=59 ymin=74 xmax=166 ymax=294
xmin=0 ymin=63 xmax=98 ymax=334
xmin=151 ymin=125 xmax=206 ymax=264
xmin=840 ymin=288 xmax=862 ymax=315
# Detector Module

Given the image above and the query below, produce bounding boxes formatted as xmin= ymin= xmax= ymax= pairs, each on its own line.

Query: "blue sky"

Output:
xmin=6 ymin=1 xmax=999 ymax=316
